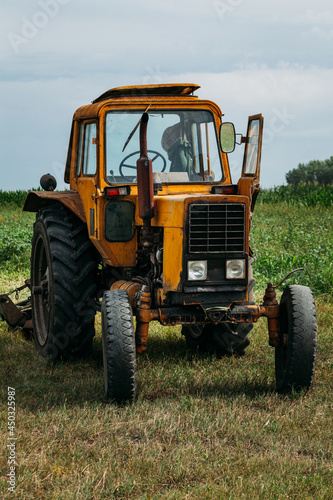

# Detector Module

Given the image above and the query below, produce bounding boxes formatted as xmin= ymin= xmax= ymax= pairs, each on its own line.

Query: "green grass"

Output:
xmin=0 ymin=197 xmax=333 ymax=499
xmin=0 ymin=190 xmax=34 ymax=208
xmin=258 ymin=185 xmax=333 ymax=207
xmin=251 ymin=204 xmax=333 ymax=295
xmin=0 ymin=209 xmax=34 ymax=273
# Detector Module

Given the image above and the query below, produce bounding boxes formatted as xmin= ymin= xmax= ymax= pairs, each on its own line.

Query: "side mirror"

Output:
xmin=219 ymin=122 xmax=236 ymax=153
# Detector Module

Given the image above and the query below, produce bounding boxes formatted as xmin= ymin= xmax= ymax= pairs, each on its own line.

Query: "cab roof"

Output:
xmin=92 ymin=83 xmax=200 ymax=103
xmin=73 ymin=83 xmax=222 ymax=121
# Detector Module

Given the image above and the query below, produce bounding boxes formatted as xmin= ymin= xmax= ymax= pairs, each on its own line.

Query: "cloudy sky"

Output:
xmin=1 ymin=0 xmax=332 ymax=190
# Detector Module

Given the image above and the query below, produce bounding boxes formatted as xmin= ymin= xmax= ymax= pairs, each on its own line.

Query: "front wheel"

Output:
xmin=275 ymin=285 xmax=318 ymax=394
xmin=102 ymin=289 xmax=137 ymax=403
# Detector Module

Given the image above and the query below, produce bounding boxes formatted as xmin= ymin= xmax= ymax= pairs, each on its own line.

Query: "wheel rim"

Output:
xmin=276 ymin=301 xmax=289 ymax=385
xmin=186 ymin=325 xmax=203 ymax=339
xmin=277 ymin=344 xmax=288 ymax=377
xmin=32 ymin=234 xmax=51 ymax=346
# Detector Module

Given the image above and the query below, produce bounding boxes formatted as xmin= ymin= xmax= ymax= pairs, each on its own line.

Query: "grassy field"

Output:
xmin=0 ymin=196 xmax=332 ymax=499
xmin=257 ymin=184 xmax=333 ymax=208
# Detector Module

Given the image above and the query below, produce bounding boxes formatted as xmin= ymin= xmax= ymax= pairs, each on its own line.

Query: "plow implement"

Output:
xmin=0 ymin=280 xmax=32 ymax=337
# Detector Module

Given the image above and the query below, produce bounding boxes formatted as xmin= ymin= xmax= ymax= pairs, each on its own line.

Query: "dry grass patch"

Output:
xmin=1 ymin=299 xmax=332 ymax=499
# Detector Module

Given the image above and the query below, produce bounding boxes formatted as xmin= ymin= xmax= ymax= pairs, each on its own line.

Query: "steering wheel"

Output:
xmin=119 ymin=150 xmax=167 ymax=181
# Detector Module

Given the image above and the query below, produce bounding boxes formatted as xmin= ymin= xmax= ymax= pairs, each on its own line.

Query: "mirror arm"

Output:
xmin=236 ymin=134 xmax=247 ymax=145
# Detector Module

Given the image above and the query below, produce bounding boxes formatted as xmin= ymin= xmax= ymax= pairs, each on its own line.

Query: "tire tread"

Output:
xmin=31 ymin=204 xmax=97 ymax=359
xmin=275 ymin=285 xmax=318 ymax=393
xmin=102 ymin=290 xmax=137 ymax=403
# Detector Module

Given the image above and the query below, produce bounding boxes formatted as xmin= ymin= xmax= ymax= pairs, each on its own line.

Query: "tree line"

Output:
xmin=285 ymin=157 xmax=333 ymax=187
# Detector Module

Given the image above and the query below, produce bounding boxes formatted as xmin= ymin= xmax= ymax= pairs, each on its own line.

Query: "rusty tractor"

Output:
xmin=0 ymin=84 xmax=318 ymax=402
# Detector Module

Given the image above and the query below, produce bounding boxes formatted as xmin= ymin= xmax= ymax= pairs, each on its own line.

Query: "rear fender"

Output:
xmin=23 ymin=190 xmax=86 ymax=223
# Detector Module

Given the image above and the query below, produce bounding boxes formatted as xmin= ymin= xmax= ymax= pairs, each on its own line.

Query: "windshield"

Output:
xmin=105 ymin=109 xmax=223 ymax=184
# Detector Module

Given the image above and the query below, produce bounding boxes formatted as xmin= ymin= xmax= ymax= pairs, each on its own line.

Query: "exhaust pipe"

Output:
xmin=137 ymin=113 xmax=155 ymax=248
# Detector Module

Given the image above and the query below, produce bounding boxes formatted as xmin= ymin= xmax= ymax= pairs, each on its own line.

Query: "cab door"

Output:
xmin=76 ymin=120 xmax=99 ymax=239
xmin=238 ymin=114 xmax=264 ymax=212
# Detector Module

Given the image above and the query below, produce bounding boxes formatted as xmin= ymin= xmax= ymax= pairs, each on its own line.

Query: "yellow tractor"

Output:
xmin=3 ymin=83 xmax=318 ymax=402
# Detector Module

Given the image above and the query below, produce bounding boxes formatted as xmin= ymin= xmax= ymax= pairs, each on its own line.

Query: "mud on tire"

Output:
xmin=31 ymin=204 xmax=97 ymax=360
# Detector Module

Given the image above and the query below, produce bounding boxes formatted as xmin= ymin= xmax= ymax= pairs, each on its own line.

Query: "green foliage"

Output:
xmin=0 ymin=209 xmax=34 ymax=271
xmin=258 ymin=184 xmax=333 ymax=207
xmin=0 ymin=189 xmax=33 ymax=208
xmin=285 ymin=157 xmax=333 ymax=187
xmin=251 ymin=204 xmax=333 ymax=295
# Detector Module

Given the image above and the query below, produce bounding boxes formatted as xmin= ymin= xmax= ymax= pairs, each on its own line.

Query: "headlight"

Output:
xmin=226 ymin=259 xmax=246 ymax=279
xmin=188 ymin=260 xmax=207 ymax=281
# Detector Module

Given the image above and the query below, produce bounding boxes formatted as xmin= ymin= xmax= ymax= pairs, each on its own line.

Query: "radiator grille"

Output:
xmin=188 ymin=203 xmax=245 ymax=253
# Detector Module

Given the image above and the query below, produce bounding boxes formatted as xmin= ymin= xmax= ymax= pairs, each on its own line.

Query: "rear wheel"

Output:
xmin=275 ymin=285 xmax=318 ymax=393
xmin=102 ymin=289 xmax=137 ymax=403
xmin=31 ymin=204 xmax=96 ymax=360
xmin=182 ymin=322 xmax=252 ymax=356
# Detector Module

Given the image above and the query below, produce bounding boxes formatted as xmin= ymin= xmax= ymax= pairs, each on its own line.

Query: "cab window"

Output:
xmin=76 ymin=123 xmax=84 ymax=176
xmin=76 ymin=121 xmax=97 ymax=176
xmin=82 ymin=122 xmax=97 ymax=175
xmin=105 ymin=109 xmax=223 ymax=184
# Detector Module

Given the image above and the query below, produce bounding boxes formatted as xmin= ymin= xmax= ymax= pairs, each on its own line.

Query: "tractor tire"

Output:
xmin=182 ymin=322 xmax=252 ymax=357
xmin=31 ymin=204 xmax=96 ymax=360
xmin=101 ymin=289 xmax=137 ymax=403
xmin=275 ymin=285 xmax=318 ymax=394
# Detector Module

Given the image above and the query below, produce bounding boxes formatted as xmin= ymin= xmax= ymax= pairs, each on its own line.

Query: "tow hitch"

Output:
xmin=203 ymin=268 xmax=305 ymax=347
xmin=0 ymin=280 xmax=32 ymax=337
